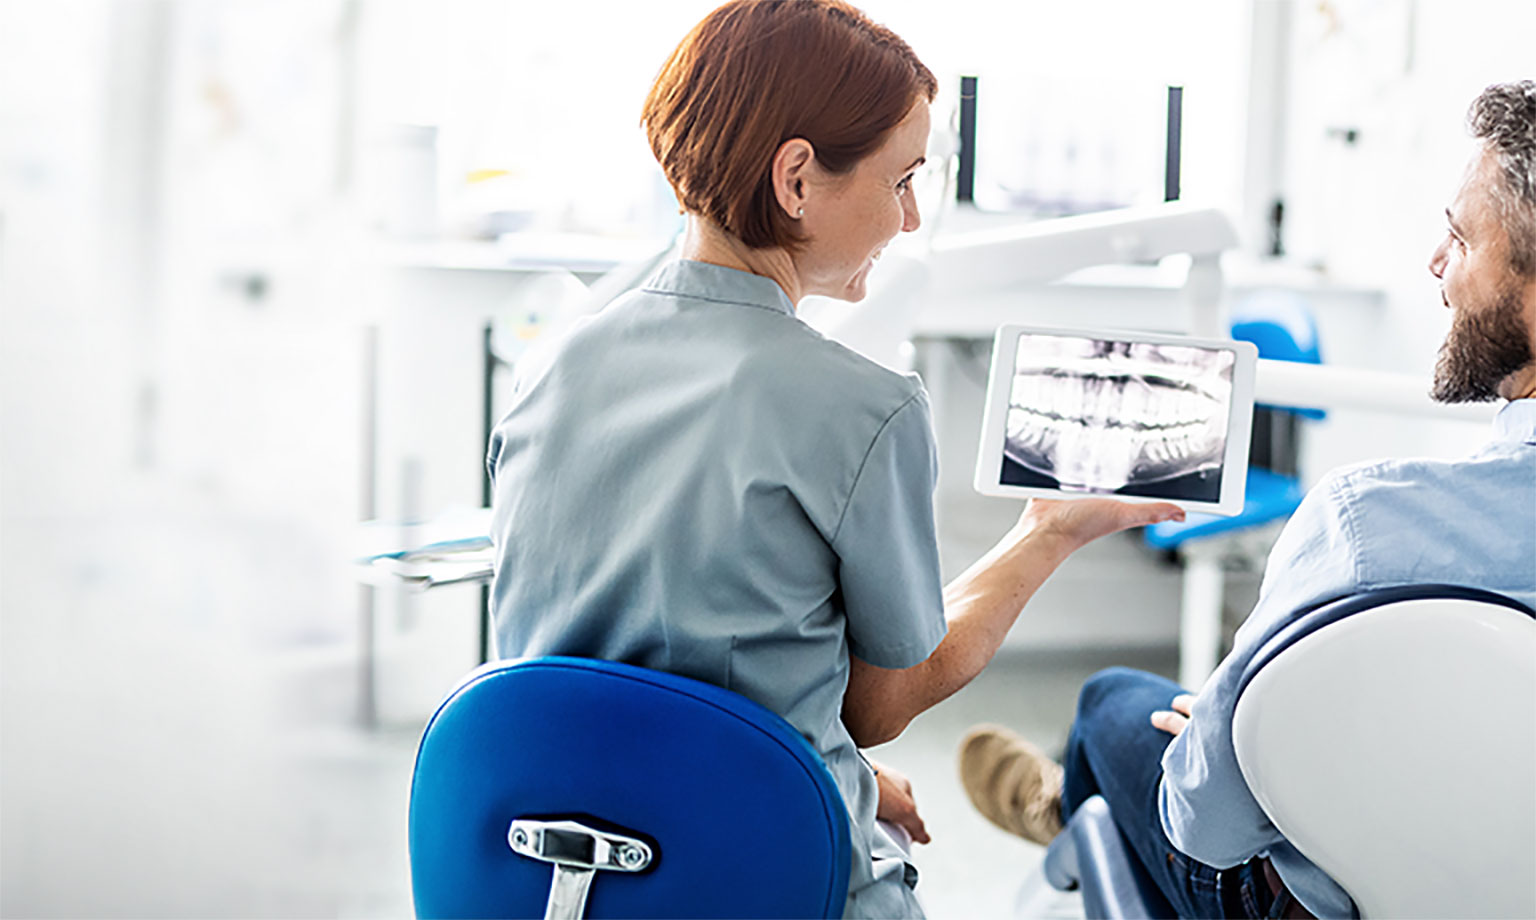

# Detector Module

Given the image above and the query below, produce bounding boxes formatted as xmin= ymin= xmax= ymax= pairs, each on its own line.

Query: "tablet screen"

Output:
xmin=975 ymin=325 xmax=1256 ymax=514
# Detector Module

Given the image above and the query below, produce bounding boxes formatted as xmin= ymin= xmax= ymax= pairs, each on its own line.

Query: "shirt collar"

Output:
xmin=1493 ymin=398 xmax=1536 ymax=445
xmin=642 ymin=259 xmax=796 ymax=317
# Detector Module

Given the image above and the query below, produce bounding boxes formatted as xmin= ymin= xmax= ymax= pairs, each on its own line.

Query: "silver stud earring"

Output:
xmin=797 ymin=207 xmax=804 ymax=218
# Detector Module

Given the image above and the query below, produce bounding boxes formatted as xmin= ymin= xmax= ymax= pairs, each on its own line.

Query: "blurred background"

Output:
xmin=2 ymin=1 xmax=1530 ymax=916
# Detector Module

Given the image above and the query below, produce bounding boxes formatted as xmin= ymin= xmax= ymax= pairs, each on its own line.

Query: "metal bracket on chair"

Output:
xmin=507 ymin=818 xmax=654 ymax=920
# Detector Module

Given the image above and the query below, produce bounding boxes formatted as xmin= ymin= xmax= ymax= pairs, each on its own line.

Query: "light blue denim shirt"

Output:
xmin=1159 ymin=398 xmax=1536 ymax=918
xmin=487 ymin=260 xmax=947 ymax=919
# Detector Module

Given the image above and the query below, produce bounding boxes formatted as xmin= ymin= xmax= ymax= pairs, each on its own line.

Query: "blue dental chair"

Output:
xmin=1146 ymin=293 xmax=1325 ymax=689
xmin=408 ymin=656 xmax=851 ymax=919
xmin=1031 ymin=584 xmax=1536 ymax=919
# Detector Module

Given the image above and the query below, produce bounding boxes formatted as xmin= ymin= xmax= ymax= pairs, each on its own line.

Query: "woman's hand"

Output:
xmin=1151 ymin=693 xmax=1196 ymax=737
xmin=871 ymin=761 xmax=930 ymax=844
xmin=1017 ymin=497 xmax=1185 ymax=553
xmin=842 ymin=497 xmax=1188 ymax=749
xmin=841 ymin=498 xmax=1187 ymax=749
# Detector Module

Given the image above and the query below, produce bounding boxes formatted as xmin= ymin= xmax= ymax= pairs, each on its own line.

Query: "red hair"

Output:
xmin=642 ymin=0 xmax=937 ymax=250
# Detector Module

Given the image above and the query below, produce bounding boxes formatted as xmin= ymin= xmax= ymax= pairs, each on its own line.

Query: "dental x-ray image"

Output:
xmin=1001 ymin=334 xmax=1236 ymax=501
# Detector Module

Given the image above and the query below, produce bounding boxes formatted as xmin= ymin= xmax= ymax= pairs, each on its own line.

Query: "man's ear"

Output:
xmin=771 ymin=137 xmax=815 ymax=220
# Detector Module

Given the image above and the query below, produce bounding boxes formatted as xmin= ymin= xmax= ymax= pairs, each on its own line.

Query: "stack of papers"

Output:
xmin=355 ymin=508 xmax=494 ymax=590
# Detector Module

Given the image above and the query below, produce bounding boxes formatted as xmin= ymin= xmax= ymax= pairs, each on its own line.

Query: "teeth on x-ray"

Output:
xmin=1004 ymin=337 xmax=1234 ymax=492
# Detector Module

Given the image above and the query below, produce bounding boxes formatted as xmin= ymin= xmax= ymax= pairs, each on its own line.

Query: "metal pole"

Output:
xmin=479 ymin=322 xmax=495 ymax=664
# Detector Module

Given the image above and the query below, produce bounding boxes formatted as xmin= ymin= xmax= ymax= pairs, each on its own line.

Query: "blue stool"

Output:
xmin=1147 ymin=292 xmax=1323 ymax=688
xmin=409 ymin=656 xmax=851 ymax=919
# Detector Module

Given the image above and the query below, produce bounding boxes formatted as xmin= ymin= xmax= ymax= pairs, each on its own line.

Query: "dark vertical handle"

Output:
xmin=1164 ymin=86 xmax=1183 ymax=202
xmin=479 ymin=322 xmax=496 ymax=665
xmin=957 ymin=76 xmax=978 ymax=203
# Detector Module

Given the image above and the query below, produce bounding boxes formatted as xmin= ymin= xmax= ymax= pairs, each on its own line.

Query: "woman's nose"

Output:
xmin=902 ymin=191 xmax=921 ymax=233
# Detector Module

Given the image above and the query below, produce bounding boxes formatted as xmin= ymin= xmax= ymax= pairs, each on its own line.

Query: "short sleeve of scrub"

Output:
xmin=833 ymin=389 xmax=947 ymax=669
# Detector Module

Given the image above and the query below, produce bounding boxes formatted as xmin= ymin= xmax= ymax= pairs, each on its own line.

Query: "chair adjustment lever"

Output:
xmin=507 ymin=818 xmax=654 ymax=920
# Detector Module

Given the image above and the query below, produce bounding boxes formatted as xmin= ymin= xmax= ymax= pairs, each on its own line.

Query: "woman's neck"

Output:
xmin=679 ymin=215 xmax=803 ymax=307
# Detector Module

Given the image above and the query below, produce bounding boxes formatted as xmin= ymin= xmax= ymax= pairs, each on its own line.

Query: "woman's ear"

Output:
xmin=771 ymin=137 xmax=815 ymax=220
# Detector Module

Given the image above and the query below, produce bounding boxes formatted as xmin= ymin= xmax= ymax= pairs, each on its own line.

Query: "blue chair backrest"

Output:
xmin=1230 ymin=291 xmax=1325 ymax=422
xmin=409 ymin=656 xmax=851 ymax=919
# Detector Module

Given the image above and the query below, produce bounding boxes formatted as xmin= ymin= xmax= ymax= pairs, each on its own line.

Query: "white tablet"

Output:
xmin=973 ymin=324 xmax=1258 ymax=516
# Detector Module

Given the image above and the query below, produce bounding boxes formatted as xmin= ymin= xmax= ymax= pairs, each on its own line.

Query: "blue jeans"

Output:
xmin=1061 ymin=667 xmax=1282 ymax=919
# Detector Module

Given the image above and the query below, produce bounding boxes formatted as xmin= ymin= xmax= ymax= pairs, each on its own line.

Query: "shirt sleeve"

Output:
xmin=1158 ymin=470 xmax=1366 ymax=866
xmin=830 ymin=388 xmax=948 ymax=670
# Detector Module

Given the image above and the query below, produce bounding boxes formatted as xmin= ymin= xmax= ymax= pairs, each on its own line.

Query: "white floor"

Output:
xmin=872 ymin=646 xmax=1178 ymax=920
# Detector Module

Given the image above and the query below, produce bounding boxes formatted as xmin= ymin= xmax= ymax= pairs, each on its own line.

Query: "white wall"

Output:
xmin=1277 ymin=0 xmax=1535 ymax=471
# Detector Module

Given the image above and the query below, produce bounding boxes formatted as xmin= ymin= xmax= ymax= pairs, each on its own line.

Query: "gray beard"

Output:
xmin=1430 ymin=285 xmax=1534 ymax=403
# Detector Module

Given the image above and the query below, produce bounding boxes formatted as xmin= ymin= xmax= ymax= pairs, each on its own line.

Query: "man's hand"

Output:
xmin=1150 ymin=693 xmax=1196 ymax=736
xmin=871 ymin=761 xmax=930 ymax=844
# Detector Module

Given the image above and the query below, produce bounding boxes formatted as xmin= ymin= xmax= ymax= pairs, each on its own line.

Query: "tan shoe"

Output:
xmin=957 ymin=724 xmax=1065 ymax=845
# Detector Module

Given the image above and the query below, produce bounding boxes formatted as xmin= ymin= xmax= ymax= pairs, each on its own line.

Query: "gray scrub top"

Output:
xmin=486 ymin=259 xmax=947 ymax=918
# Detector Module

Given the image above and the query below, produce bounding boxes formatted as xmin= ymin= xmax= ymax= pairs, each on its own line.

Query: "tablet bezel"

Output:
xmin=972 ymin=323 xmax=1258 ymax=516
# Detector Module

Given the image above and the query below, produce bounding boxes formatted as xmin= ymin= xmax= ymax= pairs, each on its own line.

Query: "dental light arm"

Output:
xmin=930 ymin=201 xmax=1238 ymax=338
xmin=928 ymin=202 xmax=1497 ymax=423
xmin=1255 ymin=359 xmax=1495 ymax=422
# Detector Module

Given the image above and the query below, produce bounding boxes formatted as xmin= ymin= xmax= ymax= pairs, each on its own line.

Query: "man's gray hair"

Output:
xmin=1468 ymin=80 xmax=1536 ymax=277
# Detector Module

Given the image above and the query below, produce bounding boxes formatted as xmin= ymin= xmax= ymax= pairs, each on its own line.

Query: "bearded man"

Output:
xmin=958 ymin=80 xmax=1536 ymax=920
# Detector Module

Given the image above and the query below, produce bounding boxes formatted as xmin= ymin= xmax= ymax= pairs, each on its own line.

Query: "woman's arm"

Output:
xmin=841 ymin=497 xmax=1183 ymax=747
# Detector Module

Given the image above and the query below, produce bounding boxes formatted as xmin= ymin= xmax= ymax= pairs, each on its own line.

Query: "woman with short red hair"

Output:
xmin=486 ymin=2 xmax=1183 ymax=914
